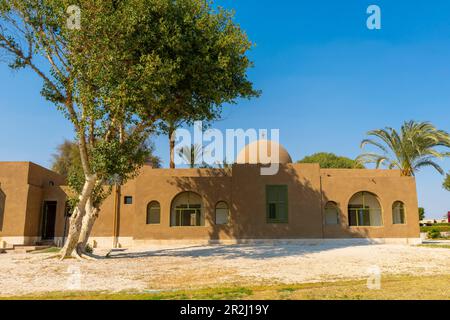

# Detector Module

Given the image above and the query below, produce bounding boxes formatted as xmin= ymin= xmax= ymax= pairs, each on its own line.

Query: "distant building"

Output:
xmin=420 ymin=219 xmax=449 ymax=226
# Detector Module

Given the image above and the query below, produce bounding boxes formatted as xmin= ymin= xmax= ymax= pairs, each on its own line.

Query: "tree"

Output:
xmin=144 ymin=146 xmax=162 ymax=169
xmin=154 ymin=0 xmax=260 ymax=168
xmin=0 ymin=0 xmax=104 ymax=258
xmin=357 ymin=121 xmax=450 ymax=176
xmin=52 ymin=138 xmax=161 ymax=251
xmin=71 ymin=0 xmax=259 ymax=255
xmin=73 ymin=0 xmax=258 ymax=251
xmin=0 ymin=1 xmax=164 ymax=258
xmin=177 ymin=144 xmax=204 ymax=169
xmin=298 ymin=152 xmax=364 ymax=169
xmin=52 ymin=140 xmax=81 ymax=177
xmin=444 ymin=173 xmax=450 ymax=192
xmin=418 ymin=207 xmax=425 ymax=221
xmin=1 ymin=1 xmax=258 ymax=258
xmin=52 ymin=139 xmax=161 ymax=177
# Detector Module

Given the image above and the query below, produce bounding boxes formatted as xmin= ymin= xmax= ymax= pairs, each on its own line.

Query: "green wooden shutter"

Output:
xmin=266 ymin=185 xmax=288 ymax=223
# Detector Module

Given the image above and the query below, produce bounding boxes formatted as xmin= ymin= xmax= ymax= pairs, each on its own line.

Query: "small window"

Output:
xmin=266 ymin=185 xmax=288 ymax=223
xmin=215 ymin=201 xmax=229 ymax=225
xmin=124 ymin=196 xmax=133 ymax=205
xmin=325 ymin=201 xmax=339 ymax=225
xmin=392 ymin=201 xmax=406 ymax=224
xmin=147 ymin=201 xmax=161 ymax=224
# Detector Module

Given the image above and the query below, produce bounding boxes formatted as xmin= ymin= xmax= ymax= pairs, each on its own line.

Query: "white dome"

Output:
xmin=236 ymin=140 xmax=293 ymax=164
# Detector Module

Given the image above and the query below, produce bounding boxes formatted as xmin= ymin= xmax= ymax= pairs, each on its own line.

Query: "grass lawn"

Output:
xmin=31 ymin=247 xmax=61 ymax=254
xmin=420 ymin=224 xmax=450 ymax=233
xmin=418 ymin=244 xmax=450 ymax=249
xmin=2 ymin=275 xmax=450 ymax=300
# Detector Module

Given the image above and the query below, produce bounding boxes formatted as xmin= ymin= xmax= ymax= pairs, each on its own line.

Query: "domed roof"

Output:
xmin=236 ymin=140 xmax=293 ymax=164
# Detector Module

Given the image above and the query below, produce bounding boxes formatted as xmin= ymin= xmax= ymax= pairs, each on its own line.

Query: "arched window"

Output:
xmin=392 ymin=201 xmax=406 ymax=224
xmin=324 ymin=201 xmax=339 ymax=225
xmin=348 ymin=191 xmax=383 ymax=226
xmin=0 ymin=187 xmax=5 ymax=231
xmin=215 ymin=201 xmax=229 ymax=225
xmin=146 ymin=201 xmax=160 ymax=225
xmin=171 ymin=192 xmax=203 ymax=227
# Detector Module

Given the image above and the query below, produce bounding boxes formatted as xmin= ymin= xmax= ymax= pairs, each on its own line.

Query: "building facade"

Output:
xmin=0 ymin=162 xmax=67 ymax=247
xmin=0 ymin=151 xmax=421 ymax=249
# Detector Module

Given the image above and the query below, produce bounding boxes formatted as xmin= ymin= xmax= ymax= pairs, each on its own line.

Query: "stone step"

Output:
xmin=1 ymin=247 xmax=17 ymax=254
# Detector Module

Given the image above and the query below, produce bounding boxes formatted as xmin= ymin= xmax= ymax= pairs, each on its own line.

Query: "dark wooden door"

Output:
xmin=42 ymin=201 xmax=57 ymax=240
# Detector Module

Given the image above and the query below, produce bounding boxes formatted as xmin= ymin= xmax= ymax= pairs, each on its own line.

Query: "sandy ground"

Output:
xmin=1 ymin=243 xmax=450 ymax=296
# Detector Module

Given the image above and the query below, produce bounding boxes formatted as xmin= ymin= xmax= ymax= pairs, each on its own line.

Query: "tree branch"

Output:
xmin=0 ymin=32 xmax=65 ymax=100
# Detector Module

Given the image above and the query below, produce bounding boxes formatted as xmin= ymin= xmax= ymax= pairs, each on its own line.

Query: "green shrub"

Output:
xmin=420 ymin=225 xmax=450 ymax=233
xmin=428 ymin=228 xmax=442 ymax=239
xmin=85 ymin=244 xmax=93 ymax=254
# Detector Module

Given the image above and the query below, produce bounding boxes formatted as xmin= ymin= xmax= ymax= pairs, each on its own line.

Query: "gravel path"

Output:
xmin=1 ymin=243 xmax=449 ymax=296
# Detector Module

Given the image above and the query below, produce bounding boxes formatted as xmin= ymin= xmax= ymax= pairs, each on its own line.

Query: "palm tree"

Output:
xmin=177 ymin=144 xmax=205 ymax=168
xmin=357 ymin=121 xmax=450 ymax=176
xmin=165 ymin=118 xmax=184 ymax=169
xmin=444 ymin=173 xmax=450 ymax=191
xmin=216 ymin=159 xmax=233 ymax=169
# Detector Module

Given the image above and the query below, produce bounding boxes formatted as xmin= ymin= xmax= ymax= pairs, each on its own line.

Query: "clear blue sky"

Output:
xmin=1 ymin=0 xmax=449 ymax=219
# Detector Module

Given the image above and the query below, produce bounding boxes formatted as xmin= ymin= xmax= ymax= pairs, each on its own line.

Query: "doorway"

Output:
xmin=41 ymin=201 xmax=57 ymax=240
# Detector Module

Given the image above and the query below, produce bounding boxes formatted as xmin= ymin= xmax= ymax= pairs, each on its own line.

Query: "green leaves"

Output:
xmin=135 ymin=0 xmax=260 ymax=127
xmin=177 ymin=143 xmax=204 ymax=168
xmin=51 ymin=139 xmax=81 ymax=177
xmin=418 ymin=207 xmax=425 ymax=220
xmin=1 ymin=0 xmax=258 ymax=210
xmin=298 ymin=152 xmax=364 ymax=169
xmin=52 ymin=138 xmax=160 ymax=207
xmin=90 ymin=136 xmax=149 ymax=181
xmin=444 ymin=173 xmax=450 ymax=192
xmin=358 ymin=121 xmax=450 ymax=176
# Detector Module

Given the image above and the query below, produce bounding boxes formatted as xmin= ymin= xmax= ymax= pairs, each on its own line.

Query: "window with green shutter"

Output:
xmin=266 ymin=185 xmax=288 ymax=223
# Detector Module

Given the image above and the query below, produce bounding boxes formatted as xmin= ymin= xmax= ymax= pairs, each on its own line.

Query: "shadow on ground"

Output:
xmin=104 ymin=241 xmax=380 ymax=260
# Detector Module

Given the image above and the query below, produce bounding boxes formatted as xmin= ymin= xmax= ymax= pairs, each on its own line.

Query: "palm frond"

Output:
xmin=360 ymin=139 xmax=389 ymax=154
xmin=358 ymin=121 xmax=450 ymax=176
xmin=366 ymin=128 xmax=398 ymax=152
xmin=414 ymin=160 xmax=445 ymax=175
xmin=177 ymin=143 xmax=204 ymax=168
xmin=356 ymin=153 xmax=389 ymax=168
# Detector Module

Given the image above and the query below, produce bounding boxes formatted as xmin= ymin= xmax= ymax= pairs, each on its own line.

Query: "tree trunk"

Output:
xmin=78 ymin=197 xmax=99 ymax=253
xmin=169 ymin=126 xmax=175 ymax=169
xmin=60 ymin=174 xmax=97 ymax=259
xmin=112 ymin=184 xmax=121 ymax=248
